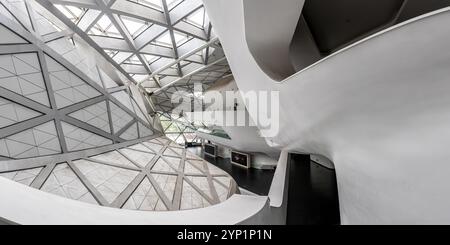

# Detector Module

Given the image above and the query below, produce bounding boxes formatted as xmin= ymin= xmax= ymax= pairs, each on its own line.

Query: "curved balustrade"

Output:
xmin=0 ymin=177 xmax=268 ymax=225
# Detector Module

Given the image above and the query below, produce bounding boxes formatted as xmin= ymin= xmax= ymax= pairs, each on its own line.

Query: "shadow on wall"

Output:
xmin=287 ymin=154 xmax=340 ymax=225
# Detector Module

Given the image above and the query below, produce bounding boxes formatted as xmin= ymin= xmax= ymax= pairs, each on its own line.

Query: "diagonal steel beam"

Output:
xmin=94 ymin=0 xmax=154 ymax=75
xmin=153 ymin=56 xmax=227 ymax=94
xmin=35 ymin=0 xmax=138 ymax=84
xmin=161 ymin=0 xmax=182 ymax=77
xmin=140 ymin=37 xmax=219 ymax=83
xmin=67 ymin=159 xmax=110 ymax=206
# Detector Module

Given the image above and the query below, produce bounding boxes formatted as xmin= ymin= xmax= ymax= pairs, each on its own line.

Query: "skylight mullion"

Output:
xmin=127 ymin=0 xmax=164 ymax=12
xmin=183 ymin=7 xmax=206 ymax=30
xmin=97 ymin=8 xmax=154 ymax=76
xmin=64 ymin=6 xmax=78 ymax=21
xmin=160 ymin=0 xmax=182 ymax=77
xmin=203 ymin=23 xmax=213 ymax=65
xmin=105 ymin=22 xmax=114 ymax=32
xmin=55 ymin=4 xmax=87 ymax=24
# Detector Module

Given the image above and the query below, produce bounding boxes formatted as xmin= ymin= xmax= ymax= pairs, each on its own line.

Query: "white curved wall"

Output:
xmin=242 ymin=0 xmax=303 ymax=80
xmin=204 ymin=0 xmax=450 ymax=224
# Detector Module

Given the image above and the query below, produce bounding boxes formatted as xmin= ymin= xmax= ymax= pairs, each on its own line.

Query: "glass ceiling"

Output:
xmin=23 ymin=0 xmax=232 ymax=143
xmin=54 ymin=5 xmax=85 ymax=24
xmin=0 ymin=0 xmax=237 ymax=208
xmin=46 ymin=0 xmax=231 ymax=113
xmin=158 ymin=112 xmax=202 ymax=145
xmin=121 ymin=16 xmax=149 ymax=37
xmin=128 ymin=0 xmax=183 ymax=11
xmin=185 ymin=7 xmax=206 ymax=28
xmin=89 ymin=15 xmax=123 ymax=38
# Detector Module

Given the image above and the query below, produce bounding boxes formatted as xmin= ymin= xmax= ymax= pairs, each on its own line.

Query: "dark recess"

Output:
xmin=203 ymin=154 xmax=275 ymax=196
xmin=287 ymin=154 xmax=340 ymax=225
xmin=302 ymin=0 xmax=404 ymax=54
xmin=395 ymin=0 xmax=450 ymax=23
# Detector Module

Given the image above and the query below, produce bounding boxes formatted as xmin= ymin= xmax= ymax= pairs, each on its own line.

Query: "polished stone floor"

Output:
xmin=187 ymin=147 xmax=275 ymax=196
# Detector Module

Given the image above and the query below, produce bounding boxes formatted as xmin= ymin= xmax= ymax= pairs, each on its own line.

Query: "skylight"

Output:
xmin=47 ymin=0 xmax=228 ymax=114
xmin=166 ymin=0 xmax=184 ymax=10
xmin=132 ymin=74 xmax=149 ymax=83
xmin=128 ymin=0 xmax=164 ymax=11
xmin=124 ymin=55 xmax=143 ymax=65
xmin=154 ymin=31 xmax=188 ymax=47
xmin=89 ymin=14 xmax=122 ymax=38
xmin=55 ymin=5 xmax=86 ymax=24
xmin=97 ymin=15 xmax=112 ymax=30
xmin=121 ymin=16 xmax=149 ymax=37
xmin=104 ymin=49 xmax=118 ymax=58
xmin=173 ymin=31 xmax=189 ymax=45
xmin=185 ymin=7 xmax=206 ymax=28
xmin=144 ymin=54 xmax=159 ymax=64
xmin=112 ymin=51 xmax=134 ymax=64
xmin=155 ymin=31 xmax=172 ymax=46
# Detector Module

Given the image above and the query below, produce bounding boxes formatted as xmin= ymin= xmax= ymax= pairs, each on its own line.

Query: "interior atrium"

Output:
xmin=1 ymin=0 xmax=450 ymax=226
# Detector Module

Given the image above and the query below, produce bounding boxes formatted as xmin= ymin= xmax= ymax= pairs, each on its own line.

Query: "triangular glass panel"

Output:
xmin=88 ymin=14 xmax=123 ymax=39
xmin=55 ymin=5 xmax=86 ymax=24
xmin=121 ymin=16 xmax=149 ymax=38
xmin=128 ymin=0 xmax=163 ymax=11
xmin=184 ymin=7 xmax=206 ymax=29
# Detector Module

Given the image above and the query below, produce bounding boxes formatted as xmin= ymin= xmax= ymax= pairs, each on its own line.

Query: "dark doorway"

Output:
xmin=286 ymin=154 xmax=340 ymax=225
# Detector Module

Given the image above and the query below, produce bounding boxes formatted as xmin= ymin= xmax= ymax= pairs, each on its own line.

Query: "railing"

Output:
xmin=268 ymin=150 xmax=289 ymax=208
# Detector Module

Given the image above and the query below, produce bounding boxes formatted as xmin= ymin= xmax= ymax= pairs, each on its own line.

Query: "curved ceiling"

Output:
xmin=34 ymin=0 xmax=231 ymax=114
